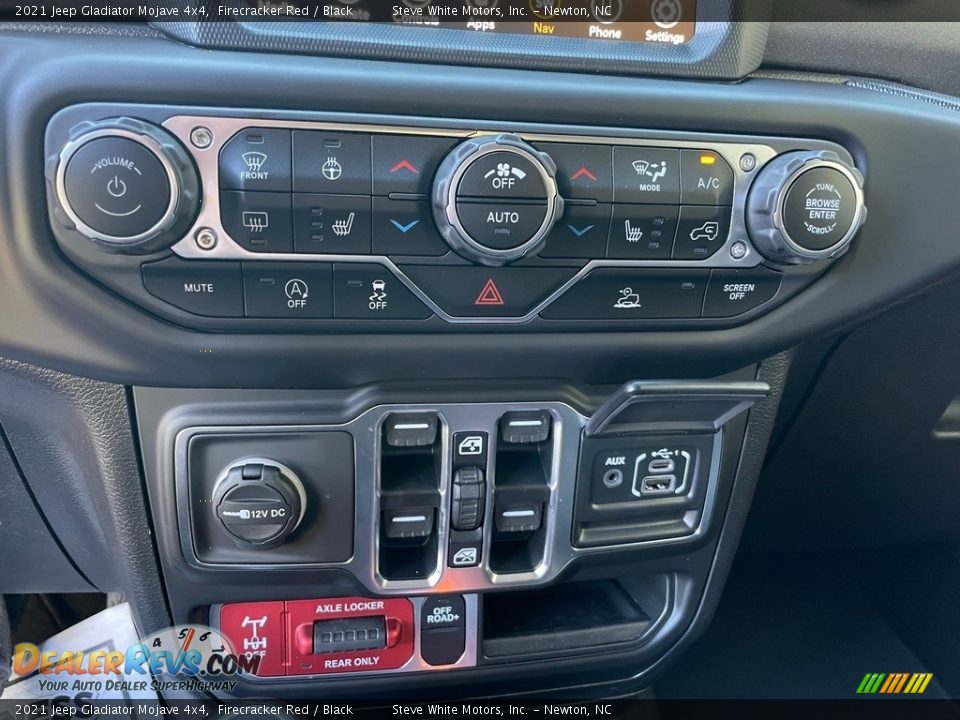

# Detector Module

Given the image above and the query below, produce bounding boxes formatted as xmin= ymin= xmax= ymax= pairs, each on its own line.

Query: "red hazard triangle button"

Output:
xmin=397 ymin=266 xmax=577 ymax=318
xmin=474 ymin=278 xmax=505 ymax=306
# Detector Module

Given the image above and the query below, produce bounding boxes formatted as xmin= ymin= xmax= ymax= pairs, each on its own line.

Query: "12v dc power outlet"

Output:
xmin=212 ymin=461 xmax=306 ymax=549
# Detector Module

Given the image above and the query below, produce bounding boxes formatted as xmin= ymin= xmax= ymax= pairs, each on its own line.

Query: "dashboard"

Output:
xmin=2 ymin=7 xmax=960 ymax=703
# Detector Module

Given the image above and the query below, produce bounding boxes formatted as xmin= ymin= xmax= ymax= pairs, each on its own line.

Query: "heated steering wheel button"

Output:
xmin=457 ymin=152 xmax=546 ymax=199
xmin=456 ymin=202 xmax=548 ymax=250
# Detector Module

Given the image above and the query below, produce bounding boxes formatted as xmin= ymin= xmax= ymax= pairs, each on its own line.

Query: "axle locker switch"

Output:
xmin=212 ymin=460 xmax=306 ymax=549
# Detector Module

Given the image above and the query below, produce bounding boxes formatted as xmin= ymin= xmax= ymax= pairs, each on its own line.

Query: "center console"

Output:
xmin=135 ymin=373 xmax=774 ymax=693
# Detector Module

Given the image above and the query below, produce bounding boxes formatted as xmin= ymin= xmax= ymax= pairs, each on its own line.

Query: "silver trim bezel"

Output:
xmin=55 ymin=127 xmax=181 ymax=247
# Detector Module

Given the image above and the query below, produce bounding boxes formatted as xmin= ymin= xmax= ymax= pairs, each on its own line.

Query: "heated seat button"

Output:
xmin=703 ymin=267 xmax=783 ymax=318
xmin=613 ymin=147 xmax=681 ymax=204
xmin=63 ymin=136 xmax=172 ymax=239
xmin=673 ymin=206 xmax=730 ymax=260
xmin=292 ymin=130 xmax=371 ymax=195
xmin=533 ymin=142 xmax=613 ymax=201
xmin=219 ymin=128 xmax=291 ymax=192
xmin=541 ymin=269 xmax=708 ymax=320
xmin=372 ymin=197 xmax=448 ymax=256
xmin=333 ymin=264 xmax=433 ymax=320
xmin=220 ymin=191 xmax=293 ymax=253
xmin=399 ymin=265 xmax=576 ymax=318
xmin=456 ymin=202 xmax=548 ymax=250
xmin=680 ymin=150 xmax=734 ymax=205
xmin=421 ymin=595 xmax=466 ymax=667
xmin=539 ymin=203 xmax=611 ymax=259
xmin=293 ymin=194 xmax=371 ymax=255
xmin=372 ymin=135 xmax=458 ymax=196
xmin=607 ymin=205 xmax=678 ymax=259
xmin=243 ymin=263 xmax=333 ymax=318
xmin=142 ymin=259 xmax=243 ymax=317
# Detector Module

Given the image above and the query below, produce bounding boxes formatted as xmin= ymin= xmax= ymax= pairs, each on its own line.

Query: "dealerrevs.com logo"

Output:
xmin=12 ymin=625 xmax=258 ymax=695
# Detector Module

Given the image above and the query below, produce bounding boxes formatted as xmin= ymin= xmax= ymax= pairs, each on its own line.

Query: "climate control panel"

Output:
xmin=45 ymin=106 xmax=867 ymax=330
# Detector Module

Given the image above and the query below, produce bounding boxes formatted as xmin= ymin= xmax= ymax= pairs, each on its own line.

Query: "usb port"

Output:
xmin=647 ymin=458 xmax=675 ymax=474
xmin=639 ymin=474 xmax=677 ymax=496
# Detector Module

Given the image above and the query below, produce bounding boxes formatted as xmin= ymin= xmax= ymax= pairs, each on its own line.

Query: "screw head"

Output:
xmin=194 ymin=227 xmax=218 ymax=251
xmin=739 ymin=153 xmax=757 ymax=173
xmin=730 ymin=240 xmax=748 ymax=260
xmin=190 ymin=126 xmax=213 ymax=150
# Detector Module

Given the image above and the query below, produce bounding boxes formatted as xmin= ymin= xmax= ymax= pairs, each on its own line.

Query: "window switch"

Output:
xmin=384 ymin=413 xmax=438 ymax=447
xmin=382 ymin=508 xmax=435 ymax=540
xmin=494 ymin=503 xmax=542 ymax=533
xmin=499 ymin=411 xmax=551 ymax=444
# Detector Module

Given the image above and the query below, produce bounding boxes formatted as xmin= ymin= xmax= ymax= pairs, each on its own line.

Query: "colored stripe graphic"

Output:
xmin=857 ymin=672 xmax=932 ymax=694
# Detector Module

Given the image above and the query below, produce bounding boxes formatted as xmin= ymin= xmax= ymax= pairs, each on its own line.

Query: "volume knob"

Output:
xmin=50 ymin=117 xmax=200 ymax=254
xmin=746 ymin=150 xmax=867 ymax=264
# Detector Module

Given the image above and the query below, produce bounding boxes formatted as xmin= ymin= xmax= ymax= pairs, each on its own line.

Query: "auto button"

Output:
xmin=457 ymin=202 xmax=548 ymax=250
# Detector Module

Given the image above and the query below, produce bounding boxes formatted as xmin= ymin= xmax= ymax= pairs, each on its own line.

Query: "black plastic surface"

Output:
xmin=482 ymin=580 xmax=650 ymax=659
xmin=0 ymin=424 xmax=94 ymax=593
xmin=187 ymin=431 xmax=355 ymax=565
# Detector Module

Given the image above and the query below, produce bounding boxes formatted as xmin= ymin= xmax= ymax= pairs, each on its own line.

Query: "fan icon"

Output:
xmin=496 ymin=162 xmax=512 ymax=178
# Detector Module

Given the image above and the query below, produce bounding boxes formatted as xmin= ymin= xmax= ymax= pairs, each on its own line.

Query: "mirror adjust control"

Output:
xmin=499 ymin=410 xmax=552 ymax=444
xmin=451 ymin=467 xmax=485 ymax=531
xmin=212 ymin=460 xmax=306 ymax=549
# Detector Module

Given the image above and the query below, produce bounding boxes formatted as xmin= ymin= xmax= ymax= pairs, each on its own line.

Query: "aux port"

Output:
xmin=602 ymin=468 xmax=624 ymax=488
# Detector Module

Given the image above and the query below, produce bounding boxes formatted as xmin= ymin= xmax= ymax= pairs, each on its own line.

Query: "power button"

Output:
xmin=52 ymin=117 xmax=200 ymax=254
xmin=62 ymin=136 xmax=172 ymax=240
